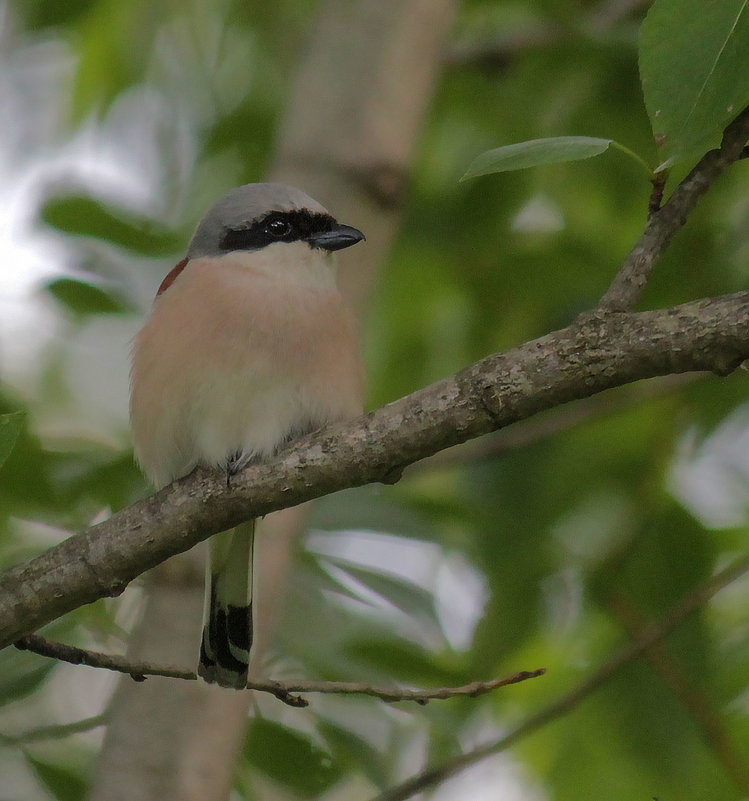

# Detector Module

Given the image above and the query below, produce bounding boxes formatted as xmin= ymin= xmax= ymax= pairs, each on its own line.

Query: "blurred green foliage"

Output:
xmin=243 ymin=718 xmax=342 ymax=797
xmin=0 ymin=0 xmax=748 ymax=800
xmin=45 ymin=277 xmax=133 ymax=317
xmin=40 ymin=193 xmax=182 ymax=256
xmin=0 ymin=412 xmax=24 ymax=469
xmin=25 ymin=753 xmax=89 ymax=801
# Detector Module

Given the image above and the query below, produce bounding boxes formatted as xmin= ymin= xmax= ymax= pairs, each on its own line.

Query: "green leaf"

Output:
xmin=40 ymin=193 xmax=182 ymax=256
xmin=0 ymin=646 xmax=56 ymax=707
xmin=323 ymin=556 xmax=442 ymax=632
xmin=0 ymin=664 xmax=55 ymax=708
xmin=345 ymin=635 xmax=458 ymax=685
xmin=45 ymin=278 xmax=133 ymax=317
xmin=639 ymin=0 xmax=749 ymax=169
xmin=244 ymin=719 xmax=341 ymax=797
xmin=300 ymin=552 xmax=382 ymax=607
xmin=462 ymin=137 xmax=613 ymax=180
xmin=69 ymin=0 xmax=163 ymax=120
xmin=25 ymin=754 xmax=88 ymax=801
xmin=0 ymin=411 xmax=23 ymax=470
xmin=318 ymin=720 xmax=391 ymax=789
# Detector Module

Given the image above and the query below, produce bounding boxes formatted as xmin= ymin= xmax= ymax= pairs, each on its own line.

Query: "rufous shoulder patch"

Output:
xmin=157 ymin=257 xmax=189 ymax=296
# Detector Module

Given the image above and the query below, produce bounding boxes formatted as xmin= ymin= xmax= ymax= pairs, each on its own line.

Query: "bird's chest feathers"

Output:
xmin=190 ymin=258 xmax=351 ymax=379
xmin=140 ymin=255 xmax=362 ymax=465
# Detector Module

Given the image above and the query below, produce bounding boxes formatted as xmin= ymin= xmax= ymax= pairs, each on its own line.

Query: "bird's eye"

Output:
xmin=266 ymin=217 xmax=291 ymax=238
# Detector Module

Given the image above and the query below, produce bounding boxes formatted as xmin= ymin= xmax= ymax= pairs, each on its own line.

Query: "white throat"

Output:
xmin=222 ymin=241 xmax=339 ymax=289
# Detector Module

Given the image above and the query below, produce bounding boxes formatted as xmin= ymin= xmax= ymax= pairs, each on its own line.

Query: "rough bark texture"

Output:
xmin=2 ymin=292 xmax=748 ymax=651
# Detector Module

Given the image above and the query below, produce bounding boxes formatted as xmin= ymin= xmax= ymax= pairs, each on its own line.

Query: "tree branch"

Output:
xmin=370 ymin=551 xmax=749 ymax=801
xmin=1 ymin=292 xmax=748 ymax=650
xmin=598 ymin=106 xmax=749 ymax=311
xmin=13 ymin=634 xmax=544 ymax=708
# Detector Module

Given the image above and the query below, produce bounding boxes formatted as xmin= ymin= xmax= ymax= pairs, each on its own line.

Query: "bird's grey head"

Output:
xmin=187 ymin=182 xmax=364 ymax=259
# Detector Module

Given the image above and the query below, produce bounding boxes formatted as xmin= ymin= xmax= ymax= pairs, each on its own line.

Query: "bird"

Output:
xmin=129 ymin=182 xmax=365 ymax=689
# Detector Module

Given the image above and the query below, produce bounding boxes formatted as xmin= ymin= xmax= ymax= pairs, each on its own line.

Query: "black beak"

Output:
xmin=307 ymin=224 xmax=365 ymax=252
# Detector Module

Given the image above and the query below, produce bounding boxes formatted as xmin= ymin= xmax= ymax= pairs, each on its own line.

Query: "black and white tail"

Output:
xmin=198 ymin=520 xmax=254 ymax=689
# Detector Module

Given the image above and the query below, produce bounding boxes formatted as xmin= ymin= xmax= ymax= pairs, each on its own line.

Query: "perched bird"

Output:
xmin=130 ymin=183 xmax=365 ymax=688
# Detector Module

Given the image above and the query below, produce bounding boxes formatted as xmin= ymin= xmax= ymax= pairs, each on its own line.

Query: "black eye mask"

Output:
xmin=219 ymin=210 xmax=336 ymax=252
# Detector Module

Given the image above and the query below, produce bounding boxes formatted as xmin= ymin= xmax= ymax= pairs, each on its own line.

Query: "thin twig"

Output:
xmin=13 ymin=635 xmax=544 ymax=708
xmin=371 ymin=552 xmax=749 ymax=801
xmin=598 ymin=106 xmax=749 ymax=311
xmin=15 ymin=635 xmax=192 ymax=681
xmin=268 ymin=670 xmax=546 ymax=705
xmin=0 ymin=713 xmax=107 ymax=747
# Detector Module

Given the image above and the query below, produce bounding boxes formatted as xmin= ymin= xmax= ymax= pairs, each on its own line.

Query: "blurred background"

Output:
xmin=1 ymin=1 xmax=748 ymax=799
